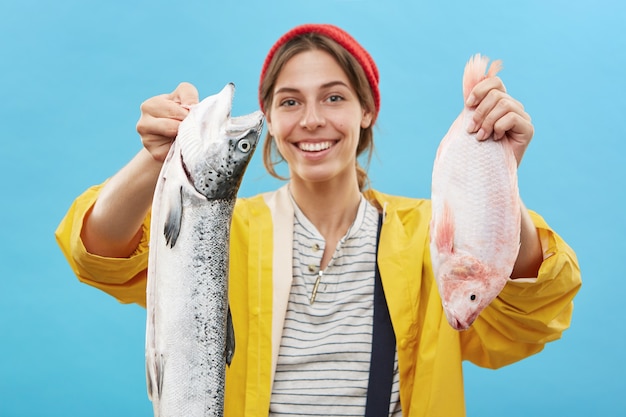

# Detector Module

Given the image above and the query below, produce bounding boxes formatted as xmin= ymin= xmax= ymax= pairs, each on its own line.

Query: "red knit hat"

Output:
xmin=259 ymin=23 xmax=380 ymax=118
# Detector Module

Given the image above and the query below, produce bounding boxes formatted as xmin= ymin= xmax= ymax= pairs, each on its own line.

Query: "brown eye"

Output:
xmin=328 ymin=95 xmax=343 ymax=102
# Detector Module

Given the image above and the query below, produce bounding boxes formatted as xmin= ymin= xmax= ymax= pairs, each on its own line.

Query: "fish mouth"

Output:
xmin=195 ymin=83 xmax=235 ymax=123
xmin=451 ymin=318 xmax=470 ymax=331
xmin=177 ymin=83 xmax=265 ymax=200
xmin=193 ymin=83 xmax=264 ymax=143
xmin=228 ymin=111 xmax=265 ymax=139
xmin=224 ymin=84 xmax=265 ymax=144
xmin=443 ymin=309 xmax=475 ymax=331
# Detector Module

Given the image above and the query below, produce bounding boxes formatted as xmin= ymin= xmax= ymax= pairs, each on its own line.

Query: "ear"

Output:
xmin=265 ymin=112 xmax=274 ymax=136
xmin=360 ymin=110 xmax=373 ymax=129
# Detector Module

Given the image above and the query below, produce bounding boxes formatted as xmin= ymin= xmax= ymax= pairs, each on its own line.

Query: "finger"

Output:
xmin=168 ymin=82 xmax=199 ymax=107
xmin=137 ymin=116 xmax=182 ymax=162
xmin=140 ymin=95 xmax=190 ymax=122
xmin=492 ymin=112 xmax=534 ymax=143
xmin=137 ymin=115 xmax=182 ymax=140
xmin=466 ymin=76 xmax=506 ymax=108
xmin=492 ymin=113 xmax=534 ymax=165
xmin=468 ymin=88 xmax=507 ymax=137
xmin=474 ymin=96 xmax=528 ymax=140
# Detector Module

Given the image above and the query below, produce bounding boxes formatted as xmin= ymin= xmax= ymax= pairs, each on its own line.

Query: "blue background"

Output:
xmin=1 ymin=0 xmax=624 ymax=415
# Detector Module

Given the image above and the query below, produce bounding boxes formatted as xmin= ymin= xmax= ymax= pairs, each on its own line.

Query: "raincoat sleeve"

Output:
xmin=459 ymin=211 xmax=581 ymax=369
xmin=54 ymin=182 xmax=150 ymax=306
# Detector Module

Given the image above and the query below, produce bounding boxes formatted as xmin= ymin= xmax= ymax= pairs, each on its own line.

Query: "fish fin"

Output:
xmin=157 ymin=354 xmax=164 ymax=397
xmin=146 ymin=355 xmax=155 ymax=400
xmin=146 ymin=283 xmax=158 ymax=402
xmin=225 ymin=306 xmax=236 ymax=366
xmin=435 ymin=201 xmax=455 ymax=255
xmin=462 ymin=54 xmax=503 ymax=102
xmin=146 ymin=350 xmax=164 ymax=403
xmin=163 ymin=185 xmax=183 ymax=248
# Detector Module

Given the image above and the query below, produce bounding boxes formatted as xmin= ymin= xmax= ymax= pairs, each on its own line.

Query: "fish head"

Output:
xmin=176 ymin=83 xmax=265 ymax=200
xmin=436 ymin=255 xmax=505 ymax=331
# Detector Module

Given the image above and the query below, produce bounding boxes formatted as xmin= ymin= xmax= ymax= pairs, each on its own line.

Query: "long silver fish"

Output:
xmin=146 ymin=83 xmax=264 ymax=416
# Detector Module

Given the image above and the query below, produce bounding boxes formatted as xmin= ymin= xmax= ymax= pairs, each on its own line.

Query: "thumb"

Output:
xmin=169 ymin=82 xmax=199 ymax=107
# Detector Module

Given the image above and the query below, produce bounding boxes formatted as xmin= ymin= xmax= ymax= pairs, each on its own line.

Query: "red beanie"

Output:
xmin=259 ymin=23 xmax=380 ymax=118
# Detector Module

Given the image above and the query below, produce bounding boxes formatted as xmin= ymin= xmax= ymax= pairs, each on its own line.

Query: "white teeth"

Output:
xmin=298 ymin=141 xmax=333 ymax=152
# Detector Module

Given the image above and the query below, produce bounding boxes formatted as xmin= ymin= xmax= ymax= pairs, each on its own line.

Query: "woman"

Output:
xmin=56 ymin=24 xmax=581 ymax=416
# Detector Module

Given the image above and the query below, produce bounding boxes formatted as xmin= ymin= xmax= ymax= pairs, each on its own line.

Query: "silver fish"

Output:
xmin=146 ymin=83 xmax=264 ymax=416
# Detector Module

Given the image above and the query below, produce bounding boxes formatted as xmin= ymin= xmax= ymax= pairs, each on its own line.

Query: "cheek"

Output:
xmin=267 ymin=113 xmax=294 ymax=139
xmin=274 ymin=137 xmax=287 ymax=152
xmin=270 ymin=122 xmax=287 ymax=144
xmin=272 ymin=133 xmax=291 ymax=158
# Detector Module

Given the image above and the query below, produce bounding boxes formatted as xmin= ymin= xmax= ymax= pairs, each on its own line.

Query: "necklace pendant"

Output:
xmin=310 ymin=271 xmax=323 ymax=304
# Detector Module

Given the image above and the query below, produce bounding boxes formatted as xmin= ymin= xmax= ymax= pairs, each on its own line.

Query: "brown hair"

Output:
xmin=259 ymin=32 xmax=377 ymax=191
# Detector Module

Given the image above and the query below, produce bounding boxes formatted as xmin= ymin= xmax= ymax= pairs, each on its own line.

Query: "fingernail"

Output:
xmin=467 ymin=120 xmax=477 ymax=133
xmin=466 ymin=95 xmax=476 ymax=107
xmin=476 ymin=128 xmax=486 ymax=140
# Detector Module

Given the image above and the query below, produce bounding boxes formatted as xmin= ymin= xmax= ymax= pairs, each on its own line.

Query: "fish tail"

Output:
xmin=462 ymin=54 xmax=503 ymax=102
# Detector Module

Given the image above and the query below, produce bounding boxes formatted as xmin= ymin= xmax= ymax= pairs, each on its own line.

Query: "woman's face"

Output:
xmin=266 ymin=49 xmax=372 ymax=188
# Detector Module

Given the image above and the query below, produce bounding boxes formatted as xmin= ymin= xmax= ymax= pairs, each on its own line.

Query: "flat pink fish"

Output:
xmin=430 ymin=54 xmax=521 ymax=331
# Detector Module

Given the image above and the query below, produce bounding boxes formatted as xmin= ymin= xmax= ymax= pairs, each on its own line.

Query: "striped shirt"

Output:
xmin=269 ymin=195 xmax=401 ymax=417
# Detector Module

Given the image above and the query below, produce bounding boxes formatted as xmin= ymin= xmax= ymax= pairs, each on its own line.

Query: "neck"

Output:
xmin=289 ymin=178 xmax=362 ymax=240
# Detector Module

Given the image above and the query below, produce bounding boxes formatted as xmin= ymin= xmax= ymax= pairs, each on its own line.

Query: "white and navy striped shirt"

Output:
xmin=269 ymin=195 xmax=401 ymax=417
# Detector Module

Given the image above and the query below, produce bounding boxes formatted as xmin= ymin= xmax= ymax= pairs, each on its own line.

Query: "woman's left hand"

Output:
xmin=465 ymin=76 xmax=534 ymax=166
xmin=466 ymin=77 xmax=542 ymax=277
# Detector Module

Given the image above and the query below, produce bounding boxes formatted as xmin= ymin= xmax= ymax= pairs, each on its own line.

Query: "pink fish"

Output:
xmin=430 ymin=54 xmax=521 ymax=331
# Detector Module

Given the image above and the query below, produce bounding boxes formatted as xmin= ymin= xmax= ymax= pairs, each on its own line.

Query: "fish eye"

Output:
xmin=237 ymin=139 xmax=251 ymax=153
xmin=470 ymin=294 xmax=476 ymax=301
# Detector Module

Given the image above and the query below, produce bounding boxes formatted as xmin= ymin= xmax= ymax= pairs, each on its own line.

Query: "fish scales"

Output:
xmin=146 ymin=83 xmax=264 ymax=417
xmin=430 ymin=54 xmax=521 ymax=331
xmin=152 ymin=204 xmax=232 ymax=415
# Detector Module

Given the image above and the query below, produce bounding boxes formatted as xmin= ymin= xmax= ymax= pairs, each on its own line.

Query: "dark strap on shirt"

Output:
xmin=365 ymin=215 xmax=396 ymax=417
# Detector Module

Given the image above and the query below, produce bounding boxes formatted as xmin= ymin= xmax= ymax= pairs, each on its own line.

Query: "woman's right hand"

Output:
xmin=81 ymin=83 xmax=199 ymax=258
xmin=136 ymin=82 xmax=199 ymax=161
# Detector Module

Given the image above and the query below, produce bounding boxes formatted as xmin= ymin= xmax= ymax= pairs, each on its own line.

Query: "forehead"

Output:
xmin=274 ymin=49 xmax=351 ymax=90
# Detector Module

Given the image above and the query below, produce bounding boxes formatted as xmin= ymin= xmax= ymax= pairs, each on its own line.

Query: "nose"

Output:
xmin=299 ymin=103 xmax=325 ymax=130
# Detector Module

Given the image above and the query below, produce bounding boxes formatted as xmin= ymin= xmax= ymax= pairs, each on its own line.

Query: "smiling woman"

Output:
xmin=259 ymin=26 xmax=378 ymax=193
xmin=266 ymin=49 xmax=373 ymax=248
xmin=55 ymin=23 xmax=581 ymax=417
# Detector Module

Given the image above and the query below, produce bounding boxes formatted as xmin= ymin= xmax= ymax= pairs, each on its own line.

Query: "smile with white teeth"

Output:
xmin=298 ymin=141 xmax=334 ymax=152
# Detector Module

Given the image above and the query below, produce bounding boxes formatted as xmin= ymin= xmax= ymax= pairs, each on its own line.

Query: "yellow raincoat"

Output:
xmin=55 ymin=183 xmax=581 ymax=417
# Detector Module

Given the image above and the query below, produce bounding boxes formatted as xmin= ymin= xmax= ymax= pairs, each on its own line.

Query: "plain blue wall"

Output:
xmin=1 ymin=0 xmax=623 ymax=415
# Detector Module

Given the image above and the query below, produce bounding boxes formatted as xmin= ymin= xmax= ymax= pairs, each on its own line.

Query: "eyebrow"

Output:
xmin=274 ymin=80 xmax=351 ymax=95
